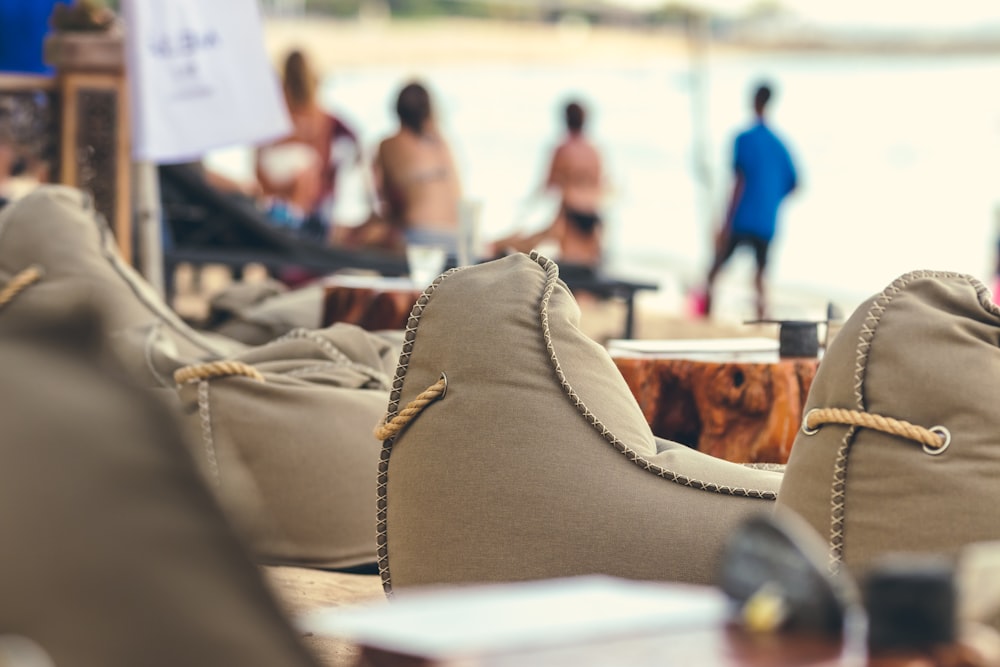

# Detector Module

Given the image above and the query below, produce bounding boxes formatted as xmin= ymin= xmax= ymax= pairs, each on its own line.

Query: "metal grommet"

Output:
xmin=924 ymin=426 xmax=951 ymax=456
xmin=801 ymin=409 xmax=821 ymax=436
xmin=438 ymin=372 xmax=448 ymax=400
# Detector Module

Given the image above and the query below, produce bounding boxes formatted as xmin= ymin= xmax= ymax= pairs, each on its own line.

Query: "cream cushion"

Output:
xmin=0 ymin=187 xmax=396 ymax=571
xmin=0 ymin=305 xmax=320 ymax=667
xmin=174 ymin=325 xmax=396 ymax=569
xmin=778 ymin=271 xmax=1000 ymax=577
xmin=210 ymin=281 xmax=326 ymax=346
xmin=377 ymin=253 xmax=782 ymax=594
xmin=0 ymin=185 xmax=244 ymax=367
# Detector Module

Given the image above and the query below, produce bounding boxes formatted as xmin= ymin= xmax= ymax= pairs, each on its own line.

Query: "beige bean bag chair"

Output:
xmin=0 ymin=185 xmax=244 ymax=372
xmin=376 ymin=252 xmax=782 ymax=594
xmin=208 ymin=280 xmax=326 ymax=346
xmin=0 ymin=300 xmax=321 ymax=667
xmin=0 ymin=187 xmax=396 ymax=570
xmin=173 ymin=325 xmax=396 ymax=569
xmin=778 ymin=270 xmax=1000 ymax=578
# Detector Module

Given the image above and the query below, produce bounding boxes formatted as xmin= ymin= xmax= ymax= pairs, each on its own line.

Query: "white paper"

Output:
xmin=607 ymin=337 xmax=780 ymax=361
xmin=299 ymin=576 xmax=728 ymax=658
xmin=123 ymin=0 xmax=291 ymax=163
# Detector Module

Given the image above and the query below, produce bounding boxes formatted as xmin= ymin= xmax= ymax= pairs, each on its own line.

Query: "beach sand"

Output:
xmin=260 ymin=16 xmax=700 ymax=71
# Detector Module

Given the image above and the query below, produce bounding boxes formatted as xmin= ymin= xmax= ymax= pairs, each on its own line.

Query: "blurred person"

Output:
xmin=349 ymin=80 xmax=461 ymax=254
xmin=702 ymin=82 xmax=798 ymax=320
xmin=490 ymin=100 xmax=605 ymax=268
xmin=256 ymin=48 xmax=359 ymax=242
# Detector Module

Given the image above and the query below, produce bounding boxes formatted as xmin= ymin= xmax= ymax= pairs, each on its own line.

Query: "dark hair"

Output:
xmin=565 ymin=101 xmax=585 ymax=132
xmin=396 ymin=82 xmax=432 ymax=134
xmin=753 ymin=83 xmax=773 ymax=113
xmin=282 ymin=49 xmax=316 ymax=110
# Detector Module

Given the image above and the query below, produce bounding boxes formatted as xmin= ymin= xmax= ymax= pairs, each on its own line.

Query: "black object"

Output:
xmin=748 ymin=302 xmax=843 ymax=358
xmin=718 ymin=510 xmax=863 ymax=638
xmin=746 ymin=319 xmax=822 ymax=358
xmin=863 ymin=556 xmax=956 ymax=653
xmin=157 ymin=163 xmax=409 ymax=296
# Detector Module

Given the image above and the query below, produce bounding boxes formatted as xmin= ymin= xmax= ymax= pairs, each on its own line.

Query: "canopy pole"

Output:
xmin=134 ymin=160 xmax=164 ymax=296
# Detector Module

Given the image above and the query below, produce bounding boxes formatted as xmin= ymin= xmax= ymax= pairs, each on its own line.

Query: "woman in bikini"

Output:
xmin=347 ymin=81 xmax=461 ymax=254
xmin=256 ymin=49 xmax=359 ymax=241
xmin=490 ymin=100 xmax=605 ymax=268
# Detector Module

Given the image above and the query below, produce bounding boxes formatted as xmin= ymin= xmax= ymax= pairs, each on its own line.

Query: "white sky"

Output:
xmin=611 ymin=0 xmax=1000 ymax=29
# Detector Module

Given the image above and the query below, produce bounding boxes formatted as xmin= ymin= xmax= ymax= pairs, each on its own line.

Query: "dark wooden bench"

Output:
xmin=158 ymin=163 xmax=408 ymax=296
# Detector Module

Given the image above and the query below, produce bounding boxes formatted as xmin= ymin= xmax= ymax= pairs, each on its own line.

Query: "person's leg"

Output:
xmin=704 ymin=234 xmax=738 ymax=316
xmin=752 ymin=238 xmax=771 ymax=320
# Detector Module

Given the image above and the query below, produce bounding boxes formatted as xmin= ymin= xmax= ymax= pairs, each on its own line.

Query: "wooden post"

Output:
xmin=44 ymin=30 xmax=132 ymax=265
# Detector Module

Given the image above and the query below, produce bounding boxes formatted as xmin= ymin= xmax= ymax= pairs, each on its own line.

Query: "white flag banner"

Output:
xmin=123 ymin=0 xmax=291 ymax=163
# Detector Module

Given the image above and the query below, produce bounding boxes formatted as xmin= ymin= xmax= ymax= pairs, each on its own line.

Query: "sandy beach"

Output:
xmin=261 ymin=16 xmax=701 ymax=70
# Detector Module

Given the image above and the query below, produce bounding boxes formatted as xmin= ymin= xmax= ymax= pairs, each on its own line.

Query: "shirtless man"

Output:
xmin=492 ymin=101 xmax=604 ymax=267
xmin=357 ymin=81 xmax=461 ymax=253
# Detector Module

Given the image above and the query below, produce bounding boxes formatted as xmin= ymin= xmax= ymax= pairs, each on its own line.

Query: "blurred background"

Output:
xmin=9 ymin=0 xmax=1000 ymax=323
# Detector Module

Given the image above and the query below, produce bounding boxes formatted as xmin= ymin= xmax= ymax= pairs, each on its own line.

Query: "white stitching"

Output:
xmin=196 ymin=380 xmax=222 ymax=490
xmin=142 ymin=323 xmax=175 ymax=388
xmin=375 ymin=269 xmax=463 ymax=597
xmin=267 ymin=328 xmax=393 ymax=390
xmin=531 ymin=251 xmax=777 ymax=499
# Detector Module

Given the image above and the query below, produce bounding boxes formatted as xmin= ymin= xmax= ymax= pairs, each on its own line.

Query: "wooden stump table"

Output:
xmin=610 ymin=338 xmax=820 ymax=464
xmin=321 ymin=275 xmax=424 ymax=331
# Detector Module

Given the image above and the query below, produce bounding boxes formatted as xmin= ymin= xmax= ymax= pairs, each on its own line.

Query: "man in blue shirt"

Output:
xmin=704 ymin=82 xmax=797 ymax=319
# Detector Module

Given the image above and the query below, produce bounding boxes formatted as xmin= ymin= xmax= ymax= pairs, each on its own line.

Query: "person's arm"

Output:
xmin=254 ymin=144 xmax=284 ymax=199
xmin=785 ymin=147 xmax=798 ymax=197
xmin=719 ymin=136 xmax=746 ymax=244
xmin=543 ymin=144 xmax=565 ymax=193
xmin=204 ymin=168 xmax=260 ymax=199
xmin=721 ymin=171 xmax=745 ymax=240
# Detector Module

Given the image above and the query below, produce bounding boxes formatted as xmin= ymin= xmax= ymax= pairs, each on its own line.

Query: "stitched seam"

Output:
xmin=266 ymin=328 xmax=393 ymax=390
xmin=283 ymin=362 xmax=350 ymax=378
xmin=533 ymin=252 xmax=777 ymax=500
xmin=375 ymin=268 xmax=465 ymax=598
xmin=828 ymin=269 xmax=975 ymax=573
xmin=97 ymin=215 xmax=228 ymax=358
xmin=143 ymin=323 xmax=174 ymax=388
xmin=197 ymin=380 xmax=222 ymax=490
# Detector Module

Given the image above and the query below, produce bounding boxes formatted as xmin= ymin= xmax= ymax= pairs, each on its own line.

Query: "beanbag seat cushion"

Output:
xmin=777 ymin=270 xmax=1000 ymax=577
xmin=173 ymin=325 xmax=396 ymax=569
xmin=209 ymin=280 xmax=326 ymax=346
xmin=0 ymin=187 xmax=397 ymax=571
xmin=376 ymin=252 xmax=783 ymax=594
xmin=0 ymin=185 xmax=244 ymax=367
xmin=0 ymin=297 xmax=321 ymax=667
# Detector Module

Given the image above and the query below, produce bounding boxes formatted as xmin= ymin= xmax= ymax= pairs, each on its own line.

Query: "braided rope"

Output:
xmin=0 ymin=265 xmax=43 ymax=309
xmin=804 ymin=407 xmax=946 ymax=451
xmin=174 ymin=360 xmax=265 ymax=385
xmin=374 ymin=374 xmax=447 ymax=441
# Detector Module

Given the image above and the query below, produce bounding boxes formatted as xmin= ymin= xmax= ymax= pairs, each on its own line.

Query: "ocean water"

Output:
xmin=208 ymin=50 xmax=1000 ymax=322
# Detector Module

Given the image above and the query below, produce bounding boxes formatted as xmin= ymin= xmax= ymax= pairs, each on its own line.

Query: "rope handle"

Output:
xmin=174 ymin=360 xmax=265 ymax=386
xmin=374 ymin=373 xmax=448 ymax=441
xmin=0 ymin=265 xmax=43 ymax=310
xmin=802 ymin=407 xmax=950 ymax=455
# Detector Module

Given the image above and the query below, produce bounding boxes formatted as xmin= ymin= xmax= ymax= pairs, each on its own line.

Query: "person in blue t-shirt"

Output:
xmin=703 ymin=82 xmax=798 ymax=320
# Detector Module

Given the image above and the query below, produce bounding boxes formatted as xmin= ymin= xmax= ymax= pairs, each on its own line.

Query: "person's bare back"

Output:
xmin=376 ymin=129 xmax=460 ymax=233
xmin=548 ymin=135 xmax=602 ymax=215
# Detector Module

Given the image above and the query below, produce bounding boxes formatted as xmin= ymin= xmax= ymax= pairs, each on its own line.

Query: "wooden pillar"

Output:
xmin=44 ymin=31 xmax=131 ymax=264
